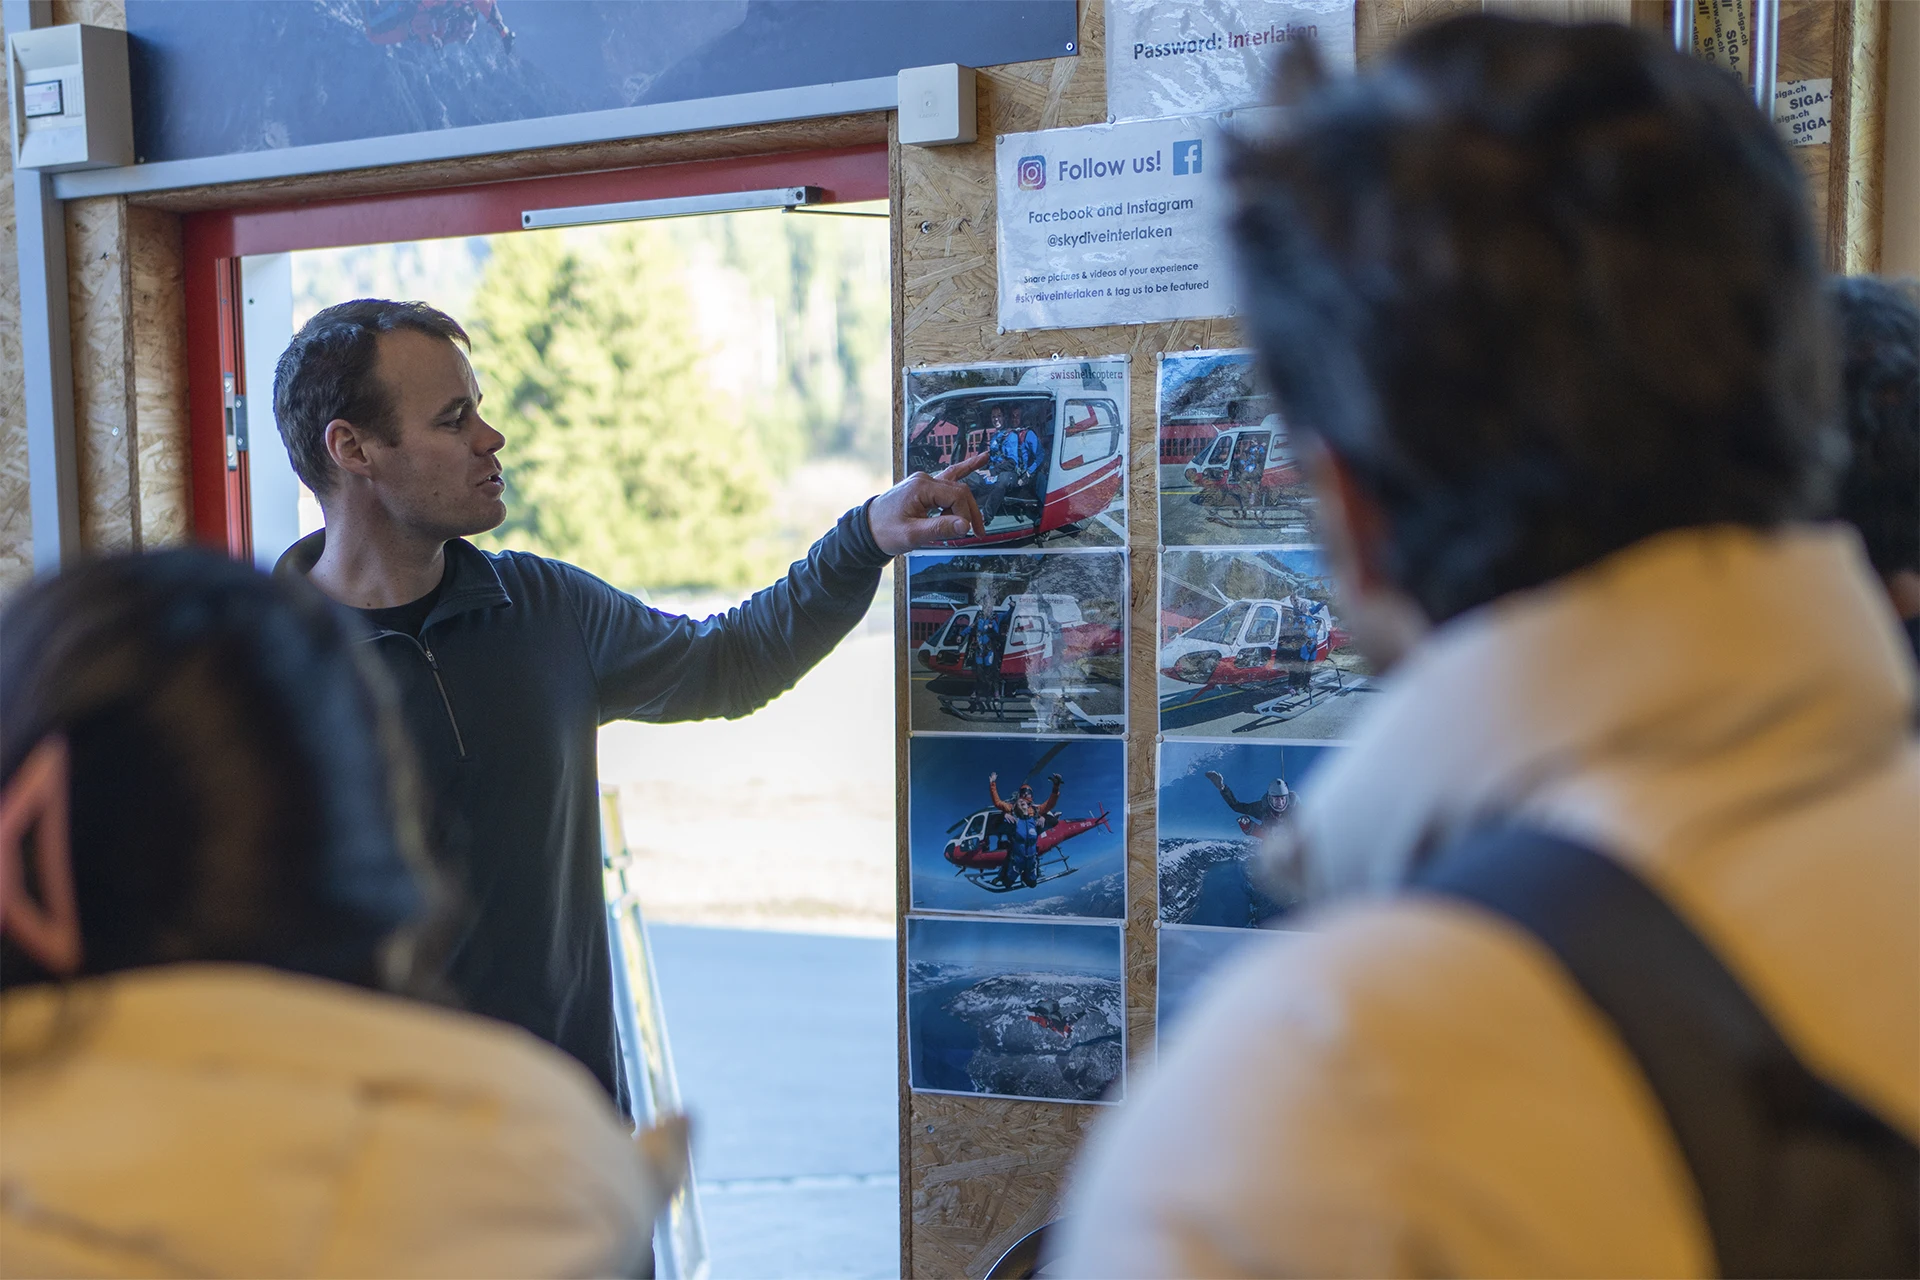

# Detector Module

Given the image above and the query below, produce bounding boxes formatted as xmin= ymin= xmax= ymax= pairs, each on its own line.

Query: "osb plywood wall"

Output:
xmin=62 ymin=0 xmax=190 ymax=559
xmin=0 ymin=117 xmax=30 ymax=592
xmin=0 ymin=0 xmax=189 ymax=586
xmin=890 ymin=0 xmax=1881 ymax=1273
xmin=893 ymin=1 xmax=1231 ymax=1271
xmin=64 ymin=196 xmax=190 ymax=553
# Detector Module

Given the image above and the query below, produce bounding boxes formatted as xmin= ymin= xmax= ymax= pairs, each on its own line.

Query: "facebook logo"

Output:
xmin=1172 ymin=139 xmax=1203 ymax=176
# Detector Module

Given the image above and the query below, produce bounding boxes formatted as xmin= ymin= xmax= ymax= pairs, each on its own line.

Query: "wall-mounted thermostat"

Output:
xmin=898 ymin=63 xmax=977 ymax=148
xmin=8 ymin=23 xmax=133 ymax=171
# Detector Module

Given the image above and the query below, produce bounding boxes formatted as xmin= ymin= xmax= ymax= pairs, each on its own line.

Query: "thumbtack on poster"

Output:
xmin=7 ymin=24 xmax=133 ymax=171
xmin=898 ymin=63 xmax=977 ymax=147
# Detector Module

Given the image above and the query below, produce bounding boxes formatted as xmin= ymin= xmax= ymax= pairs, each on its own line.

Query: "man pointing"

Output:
xmin=273 ymin=298 xmax=983 ymax=1104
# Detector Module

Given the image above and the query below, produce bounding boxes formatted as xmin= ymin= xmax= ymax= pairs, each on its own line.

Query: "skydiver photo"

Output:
xmin=906 ymin=917 xmax=1125 ymax=1105
xmin=1155 ymin=924 xmax=1292 ymax=1055
xmin=908 ymin=736 xmax=1126 ymax=920
xmin=903 ymin=357 xmax=1129 ymax=549
xmin=908 ymin=550 xmax=1128 ymax=736
xmin=1157 ymin=349 xmax=1313 ymax=547
xmin=1159 ymin=546 xmax=1374 ymax=739
xmin=1157 ymin=739 xmax=1335 ymax=927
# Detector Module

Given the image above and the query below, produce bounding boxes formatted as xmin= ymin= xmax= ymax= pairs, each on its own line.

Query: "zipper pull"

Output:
xmin=421 ymin=640 xmax=440 ymax=670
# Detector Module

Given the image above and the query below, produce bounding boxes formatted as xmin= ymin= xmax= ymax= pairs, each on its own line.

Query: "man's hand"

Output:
xmin=989 ymin=771 xmax=999 ymax=784
xmin=1049 ymin=773 xmax=1063 ymax=786
xmin=867 ymin=454 xmax=989 ymax=556
xmin=1204 ymin=770 xmax=1225 ymax=788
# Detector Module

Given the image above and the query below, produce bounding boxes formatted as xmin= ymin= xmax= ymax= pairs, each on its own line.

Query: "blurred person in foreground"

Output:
xmin=271 ymin=299 xmax=984 ymax=1107
xmin=0 ymin=552 xmax=679 ymax=1278
xmin=1830 ymin=275 xmax=1920 ymax=660
xmin=1058 ymin=16 xmax=1917 ymax=1277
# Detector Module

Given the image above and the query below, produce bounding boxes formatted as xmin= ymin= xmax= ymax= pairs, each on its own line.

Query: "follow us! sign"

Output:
xmin=997 ymin=116 xmax=1232 ymax=332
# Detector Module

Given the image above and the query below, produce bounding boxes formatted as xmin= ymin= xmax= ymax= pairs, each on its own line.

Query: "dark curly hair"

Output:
xmin=1227 ymin=15 xmax=1839 ymax=621
xmin=1829 ymin=275 xmax=1919 ymax=579
xmin=0 ymin=550 xmax=453 ymax=996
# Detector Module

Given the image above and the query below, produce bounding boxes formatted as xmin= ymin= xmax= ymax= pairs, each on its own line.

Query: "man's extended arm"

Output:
xmin=1206 ymin=770 xmax=1268 ymax=819
xmin=571 ymin=504 xmax=885 ymax=723
xmin=573 ymin=460 xmax=989 ymax=723
xmin=988 ymin=773 xmax=1012 ymax=814
xmin=1039 ymin=773 xmax=1063 ymax=814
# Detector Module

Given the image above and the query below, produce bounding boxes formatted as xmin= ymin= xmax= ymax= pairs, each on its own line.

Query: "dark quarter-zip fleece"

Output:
xmin=278 ymin=504 xmax=890 ymax=1105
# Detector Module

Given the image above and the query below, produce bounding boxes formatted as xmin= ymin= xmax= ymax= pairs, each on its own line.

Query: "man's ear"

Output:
xmin=1302 ymin=438 xmax=1393 ymax=595
xmin=1300 ymin=438 xmax=1431 ymax=670
xmin=0 ymin=737 xmax=82 ymax=976
xmin=324 ymin=418 xmax=377 ymax=483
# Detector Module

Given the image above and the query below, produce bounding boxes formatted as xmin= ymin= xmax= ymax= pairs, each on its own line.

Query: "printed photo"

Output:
xmin=907 ymin=916 xmax=1125 ymax=1104
xmin=909 ymin=550 xmax=1128 ymax=736
xmin=1157 ymin=349 xmax=1311 ymax=548
xmin=909 ymin=736 xmax=1126 ymax=920
xmin=1157 ymin=739 xmax=1335 ymax=927
xmin=1159 ymin=546 xmax=1374 ymax=739
xmin=904 ymin=357 xmax=1129 ymax=549
xmin=1156 ymin=923 xmax=1292 ymax=1052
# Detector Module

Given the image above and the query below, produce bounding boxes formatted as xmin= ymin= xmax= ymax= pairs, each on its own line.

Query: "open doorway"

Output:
xmin=243 ymin=201 xmax=898 ymax=1278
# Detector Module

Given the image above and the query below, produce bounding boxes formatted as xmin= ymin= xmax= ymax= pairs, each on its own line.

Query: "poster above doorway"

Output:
xmin=124 ymin=1 xmax=1077 ymax=164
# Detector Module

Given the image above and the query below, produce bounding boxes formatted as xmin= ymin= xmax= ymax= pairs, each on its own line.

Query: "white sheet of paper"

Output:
xmin=1106 ymin=0 xmax=1356 ymax=123
xmin=996 ymin=116 xmax=1233 ymax=332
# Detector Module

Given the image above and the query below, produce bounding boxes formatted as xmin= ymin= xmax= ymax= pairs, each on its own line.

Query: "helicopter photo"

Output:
xmin=907 ymin=552 xmax=1128 ymax=737
xmin=1159 ymin=547 xmax=1373 ymax=740
xmin=1158 ymin=349 xmax=1313 ymax=546
xmin=940 ymin=742 xmax=1113 ymax=893
xmin=904 ymin=358 xmax=1129 ymax=549
xmin=909 ymin=736 xmax=1126 ymax=919
xmin=915 ymin=593 xmax=1124 ymax=681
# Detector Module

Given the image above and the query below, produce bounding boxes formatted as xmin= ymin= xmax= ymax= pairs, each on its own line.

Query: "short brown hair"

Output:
xmin=271 ymin=299 xmax=470 ymax=494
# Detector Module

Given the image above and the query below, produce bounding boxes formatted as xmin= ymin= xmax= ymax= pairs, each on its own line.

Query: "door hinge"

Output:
xmin=223 ymin=372 xmax=248 ymax=469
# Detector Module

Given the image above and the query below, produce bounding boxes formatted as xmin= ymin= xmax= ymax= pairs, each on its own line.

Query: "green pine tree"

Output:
xmin=466 ymin=227 xmax=778 ymax=593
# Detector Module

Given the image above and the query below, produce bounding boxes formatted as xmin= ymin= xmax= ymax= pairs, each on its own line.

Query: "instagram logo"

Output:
xmin=1016 ymin=155 xmax=1046 ymax=190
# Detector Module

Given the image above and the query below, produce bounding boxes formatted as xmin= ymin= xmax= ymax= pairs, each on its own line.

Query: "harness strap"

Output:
xmin=1411 ymin=827 xmax=1918 ymax=1278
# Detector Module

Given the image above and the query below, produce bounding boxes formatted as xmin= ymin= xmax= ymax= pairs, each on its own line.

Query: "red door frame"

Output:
xmin=182 ymin=142 xmax=889 ymax=548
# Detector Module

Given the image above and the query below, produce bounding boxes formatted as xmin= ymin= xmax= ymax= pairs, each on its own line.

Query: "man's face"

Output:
xmin=356 ymin=328 xmax=507 ymax=539
xmin=991 ymin=409 xmax=1006 ymax=434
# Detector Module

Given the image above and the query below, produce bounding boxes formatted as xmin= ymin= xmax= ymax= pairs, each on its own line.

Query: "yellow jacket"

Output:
xmin=0 ymin=964 xmax=668 ymax=1277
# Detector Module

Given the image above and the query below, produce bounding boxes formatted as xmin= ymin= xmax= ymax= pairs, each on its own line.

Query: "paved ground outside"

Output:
xmin=650 ymin=924 xmax=898 ymax=1279
xmin=597 ymin=579 xmax=899 ymax=1276
xmin=598 ymin=575 xmax=895 ymax=938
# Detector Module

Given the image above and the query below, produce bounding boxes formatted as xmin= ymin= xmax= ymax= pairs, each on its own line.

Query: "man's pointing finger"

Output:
xmin=926 ymin=477 xmax=986 ymax=536
xmin=936 ymin=452 xmax=990 ymax=483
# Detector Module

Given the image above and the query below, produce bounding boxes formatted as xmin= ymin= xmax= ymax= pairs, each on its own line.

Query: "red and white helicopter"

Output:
xmin=1180 ymin=414 xmax=1310 ymax=526
xmin=905 ymin=363 xmax=1126 ymax=546
xmin=939 ymin=746 xmax=1113 ymax=893
xmin=916 ymin=593 xmax=1124 ymax=680
xmin=1159 ymin=594 xmax=1337 ymax=692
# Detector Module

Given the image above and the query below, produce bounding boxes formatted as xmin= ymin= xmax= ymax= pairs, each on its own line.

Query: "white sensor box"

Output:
xmin=897 ymin=63 xmax=977 ymax=148
xmin=9 ymin=23 xmax=133 ymax=172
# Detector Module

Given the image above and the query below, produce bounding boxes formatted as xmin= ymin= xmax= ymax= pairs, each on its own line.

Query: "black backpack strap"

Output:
xmin=1410 ymin=826 xmax=1919 ymax=1278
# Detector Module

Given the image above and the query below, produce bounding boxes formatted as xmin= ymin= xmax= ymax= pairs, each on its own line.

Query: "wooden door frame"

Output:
xmin=179 ymin=142 xmax=890 ymax=546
